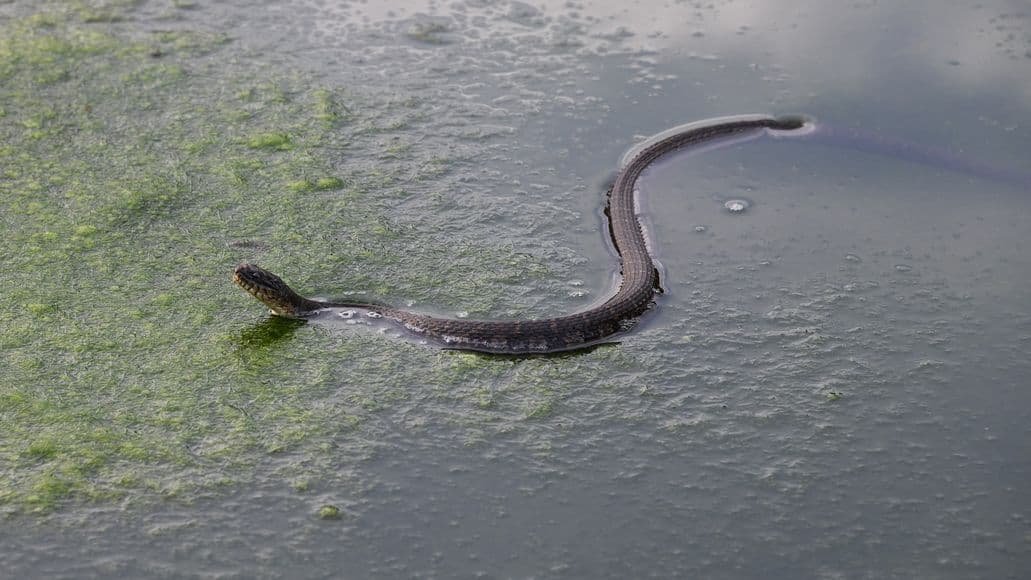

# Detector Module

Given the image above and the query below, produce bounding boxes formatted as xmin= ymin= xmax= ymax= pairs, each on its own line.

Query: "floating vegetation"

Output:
xmin=317 ymin=504 xmax=342 ymax=519
xmin=0 ymin=2 xmax=565 ymax=515
xmin=246 ymin=132 xmax=294 ymax=151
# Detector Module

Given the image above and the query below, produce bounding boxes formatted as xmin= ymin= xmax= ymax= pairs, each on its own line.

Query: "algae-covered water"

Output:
xmin=1 ymin=0 xmax=1029 ymax=578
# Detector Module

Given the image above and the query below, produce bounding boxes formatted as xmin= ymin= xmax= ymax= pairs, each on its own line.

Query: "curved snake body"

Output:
xmin=234 ymin=115 xmax=807 ymax=353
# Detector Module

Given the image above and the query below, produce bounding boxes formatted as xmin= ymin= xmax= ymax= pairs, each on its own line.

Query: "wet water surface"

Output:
xmin=1 ymin=0 xmax=1029 ymax=578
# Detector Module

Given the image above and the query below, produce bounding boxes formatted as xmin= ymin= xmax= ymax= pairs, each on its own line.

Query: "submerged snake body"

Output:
xmin=234 ymin=115 xmax=807 ymax=353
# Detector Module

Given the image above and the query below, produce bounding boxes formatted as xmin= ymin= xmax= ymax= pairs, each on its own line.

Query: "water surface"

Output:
xmin=1 ymin=0 xmax=1028 ymax=578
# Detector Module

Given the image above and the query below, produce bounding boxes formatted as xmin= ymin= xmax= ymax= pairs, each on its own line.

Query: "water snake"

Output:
xmin=233 ymin=114 xmax=808 ymax=353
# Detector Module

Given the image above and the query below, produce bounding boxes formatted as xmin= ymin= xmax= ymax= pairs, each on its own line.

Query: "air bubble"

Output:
xmin=723 ymin=199 xmax=750 ymax=213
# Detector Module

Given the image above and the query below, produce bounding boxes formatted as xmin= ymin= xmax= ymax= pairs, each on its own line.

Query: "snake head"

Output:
xmin=232 ymin=263 xmax=323 ymax=318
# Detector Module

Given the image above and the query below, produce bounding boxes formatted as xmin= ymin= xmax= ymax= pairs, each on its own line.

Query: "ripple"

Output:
xmin=723 ymin=198 xmax=751 ymax=213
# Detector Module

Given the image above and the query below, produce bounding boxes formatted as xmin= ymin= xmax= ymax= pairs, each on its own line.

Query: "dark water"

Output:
xmin=3 ymin=0 xmax=1030 ymax=578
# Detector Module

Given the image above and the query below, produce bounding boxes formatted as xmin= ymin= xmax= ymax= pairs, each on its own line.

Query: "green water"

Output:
xmin=1 ymin=1 xmax=1028 ymax=578
xmin=0 ymin=3 xmax=574 ymax=513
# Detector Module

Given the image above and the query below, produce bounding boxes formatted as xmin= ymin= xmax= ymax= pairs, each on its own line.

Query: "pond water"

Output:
xmin=1 ymin=0 xmax=1029 ymax=578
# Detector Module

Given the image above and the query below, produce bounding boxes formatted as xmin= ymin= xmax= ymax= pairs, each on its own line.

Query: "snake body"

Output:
xmin=234 ymin=114 xmax=807 ymax=353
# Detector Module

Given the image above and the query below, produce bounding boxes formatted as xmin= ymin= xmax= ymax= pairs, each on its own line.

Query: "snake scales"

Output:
xmin=234 ymin=114 xmax=807 ymax=353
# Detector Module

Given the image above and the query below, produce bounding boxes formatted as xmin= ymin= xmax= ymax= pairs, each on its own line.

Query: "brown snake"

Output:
xmin=234 ymin=114 xmax=808 ymax=353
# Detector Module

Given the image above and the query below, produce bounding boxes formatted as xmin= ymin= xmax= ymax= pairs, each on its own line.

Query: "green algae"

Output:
xmin=317 ymin=504 xmax=342 ymax=519
xmin=0 ymin=2 xmax=579 ymax=515
xmin=286 ymin=176 xmax=346 ymax=193
xmin=246 ymin=132 xmax=294 ymax=151
xmin=0 ymin=6 xmax=338 ymax=512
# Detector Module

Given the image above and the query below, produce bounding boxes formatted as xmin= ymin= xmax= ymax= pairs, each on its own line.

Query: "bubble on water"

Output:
xmin=894 ymin=264 xmax=913 ymax=272
xmin=365 ymin=311 xmax=383 ymax=319
xmin=694 ymin=225 xmax=708 ymax=233
xmin=337 ymin=310 xmax=356 ymax=319
xmin=723 ymin=199 xmax=750 ymax=213
xmin=844 ymin=253 xmax=862 ymax=263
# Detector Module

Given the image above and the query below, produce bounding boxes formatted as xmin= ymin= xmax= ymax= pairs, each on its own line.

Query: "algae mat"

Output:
xmin=0 ymin=2 xmax=585 ymax=514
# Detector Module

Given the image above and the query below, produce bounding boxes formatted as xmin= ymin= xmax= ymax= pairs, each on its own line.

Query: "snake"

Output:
xmin=233 ymin=114 xmax=808 ymax=353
